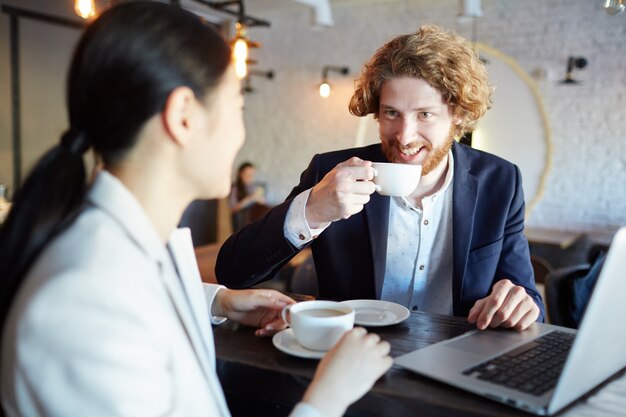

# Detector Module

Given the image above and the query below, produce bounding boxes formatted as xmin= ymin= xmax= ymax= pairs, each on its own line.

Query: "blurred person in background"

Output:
xmin=229 ymin=161 xmax=266 ymax=231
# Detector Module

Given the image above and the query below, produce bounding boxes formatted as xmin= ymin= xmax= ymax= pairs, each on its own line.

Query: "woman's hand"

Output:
xmin=302 ymin=328 xmax=392 ymax=417
xmin=212 ymin=288 xmax=294 ymax=336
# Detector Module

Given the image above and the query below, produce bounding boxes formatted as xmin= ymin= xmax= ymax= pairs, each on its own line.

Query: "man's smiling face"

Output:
xmin=378 ymin=77 xmax=457 ymax=175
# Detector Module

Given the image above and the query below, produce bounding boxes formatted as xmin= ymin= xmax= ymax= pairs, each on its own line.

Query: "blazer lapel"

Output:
xmin=159 ymin=256 xmax=215 ymax=377
xmin=452 ymin=144 xmax=478 ymax=315
xmin=167 ymin=229 xmax=216 ymax=363
xmin=166 ymin=229 xmax=231 ymax=416
xmin=362 ymin=145 xmax=392 ymax=299
xmin=365 ymin=191 xmax=390 ymax=299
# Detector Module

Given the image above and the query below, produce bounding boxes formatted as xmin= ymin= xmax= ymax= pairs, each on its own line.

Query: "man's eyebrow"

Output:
xmin=380 ymin=103 xmax=441 ymax=111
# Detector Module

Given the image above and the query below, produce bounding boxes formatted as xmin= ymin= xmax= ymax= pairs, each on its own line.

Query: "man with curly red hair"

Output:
xmin=217 ymin=25 xmax=544 ymax=331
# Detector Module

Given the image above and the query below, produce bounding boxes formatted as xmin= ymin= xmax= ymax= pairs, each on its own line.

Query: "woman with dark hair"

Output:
xmin=0 ymin=2 xmax=391 ymax=416
xmin=229 ymin=161 xmax=266 ymax=230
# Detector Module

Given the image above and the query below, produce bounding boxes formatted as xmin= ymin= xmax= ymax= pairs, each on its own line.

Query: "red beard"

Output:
xmin=381 ymin=131 xmax=455 ymax=175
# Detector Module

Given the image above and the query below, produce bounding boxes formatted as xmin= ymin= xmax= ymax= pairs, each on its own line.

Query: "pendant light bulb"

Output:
xmin=233 ymin=22 xmax=249 ymax=80
xmin=235 ymin=58 xmax=247 ymax=80
xmin=319 ymin=82 xmax=331 ymax=98
xmin=233 ymin=37 xmax=248 ymax=79
xmin=75 ymin=0 xmax=96 ymax=19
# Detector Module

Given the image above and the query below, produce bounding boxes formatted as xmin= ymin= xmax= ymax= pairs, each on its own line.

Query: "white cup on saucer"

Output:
xmin=371 ymin=162 xmax=422 ymax=197
xmin=282 ymin=300 xmax=355 ymax=351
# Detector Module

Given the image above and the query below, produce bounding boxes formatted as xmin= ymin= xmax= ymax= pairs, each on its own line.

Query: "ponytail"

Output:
xmin=0 ymin=129 xmax=90 ymax=335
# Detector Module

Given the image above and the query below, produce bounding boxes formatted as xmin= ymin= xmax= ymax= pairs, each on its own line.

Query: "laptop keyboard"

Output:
xmin=462 ymin=331 xmax=576 ymax=396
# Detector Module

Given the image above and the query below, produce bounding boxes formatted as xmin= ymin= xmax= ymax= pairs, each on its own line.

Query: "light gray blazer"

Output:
xmin=1 ymin=172 xmax=319 ymax=417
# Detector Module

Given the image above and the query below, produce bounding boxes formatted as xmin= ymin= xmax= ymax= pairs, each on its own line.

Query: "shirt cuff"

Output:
xmin=289 ymin=402 xmax=325 ymax=417
xmin=284 ymin=189 xmax=330 ymax=248
xmin=202 ymin=283 xmax=228 ymax=325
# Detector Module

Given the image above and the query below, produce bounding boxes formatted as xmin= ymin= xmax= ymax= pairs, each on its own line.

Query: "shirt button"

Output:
xmin=419 ymin=265 xmax=425 ymax=270
xmin=299 ymin=234 xmax=305 ymax=240
xmin=412 ymin=305 xmax=418 ymax=311
xmin=424 ymin=219 xmax=429 ymax=225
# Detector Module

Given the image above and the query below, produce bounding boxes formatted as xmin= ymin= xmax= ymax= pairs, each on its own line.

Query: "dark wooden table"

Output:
xmin=215 ymin=311 xmax=615 ymax=417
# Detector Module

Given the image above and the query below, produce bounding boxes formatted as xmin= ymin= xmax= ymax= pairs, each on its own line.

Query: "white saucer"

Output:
xmin=340 ymin=299 xmax=410 ymax=327
xmin=272 ymin=329 xmax=326 ymax=359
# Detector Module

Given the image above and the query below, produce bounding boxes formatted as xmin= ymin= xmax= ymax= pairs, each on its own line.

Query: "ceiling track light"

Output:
xmin=194 ymin=0 xmax=270 ymax=27
xmin=319 ymin=66 xmax=349 ymax=98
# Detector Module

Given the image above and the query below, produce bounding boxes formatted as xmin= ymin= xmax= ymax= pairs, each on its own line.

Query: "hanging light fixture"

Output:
xmin=458 ymin=0 xmax=482 ymax=21
xmin=604 ymin=0 xmax=625 ymax=15
xmin=559 ymin=56 xmax=588 ymax=85
xmin=195 ymin=1 xmax=269 ymax=80
xmin=74 ymin=0 xmax=96 ymax=19
xmin=231 ymin=23 xmax=262 ymax=80
xmin=319 ymin=81 xmax=331 ymax=98
xmin=233 ymin=22 xmax=249 ymax=79
xmin=319 ymin=66 xmax=349 ymax=98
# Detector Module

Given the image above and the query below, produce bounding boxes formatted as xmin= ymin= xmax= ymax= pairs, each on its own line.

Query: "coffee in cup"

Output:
xmin=282 ymin=300 xmax=355 ymax=351
xmin=371 ymin=162 xmax=422 ymax=197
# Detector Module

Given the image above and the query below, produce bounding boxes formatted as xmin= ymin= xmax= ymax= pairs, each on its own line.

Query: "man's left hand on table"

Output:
xmin=467 ymin=279 xmax=540 ymax=331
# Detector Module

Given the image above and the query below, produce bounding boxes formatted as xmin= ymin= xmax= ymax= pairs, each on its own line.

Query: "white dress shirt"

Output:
xmin=380 ymin=153 xmax=454 ymax=314
xmin=1 ymin=171 xmax=322 ymax=417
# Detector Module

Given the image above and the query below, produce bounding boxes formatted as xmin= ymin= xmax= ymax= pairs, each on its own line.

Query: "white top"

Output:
xmin=380 ymin=152 xmax=455 ymax=314
xmin=1 ymin=171 xmax=322 ymax=417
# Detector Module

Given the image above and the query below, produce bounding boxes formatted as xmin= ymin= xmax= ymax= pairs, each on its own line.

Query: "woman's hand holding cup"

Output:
xmin=303 ymin=327 xmax=393 ymax=417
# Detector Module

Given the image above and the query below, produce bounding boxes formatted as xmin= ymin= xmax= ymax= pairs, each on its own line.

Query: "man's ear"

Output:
xmin=162 ymin=86 xmax=198 ymax=147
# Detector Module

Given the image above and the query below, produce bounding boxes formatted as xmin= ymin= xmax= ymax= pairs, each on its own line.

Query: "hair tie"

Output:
xmin=60 ymin=129 xmax=92 ymax=154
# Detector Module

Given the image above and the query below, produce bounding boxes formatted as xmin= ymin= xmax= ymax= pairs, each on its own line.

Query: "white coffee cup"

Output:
xmin=371 ymin=162 xmax=422 ymax=197
xmin=282 ymin=300 xmax=355 ymax=351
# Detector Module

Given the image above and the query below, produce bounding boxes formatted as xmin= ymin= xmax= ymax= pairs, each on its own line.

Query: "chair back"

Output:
xmin=544 ymin=251 xmax=606 ymax=328
xmin=289 ymin=252 xmax=318 ymax=297
xmin=530 ymin=254 xmax=553 ymax=285
xmin=544 ymin=264 xmax=590 ymax=328
xmin=179 ymin=199 xmax=218 ymax=246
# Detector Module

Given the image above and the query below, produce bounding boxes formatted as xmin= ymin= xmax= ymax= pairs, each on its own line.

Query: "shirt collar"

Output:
xmin=394 ymin=150 xmax=455 ymax=209
xmin=429 ymin=149 xmax=455 ymax=201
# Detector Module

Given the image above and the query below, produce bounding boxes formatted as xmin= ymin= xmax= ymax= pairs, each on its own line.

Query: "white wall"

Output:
xmin=1 ymin=0 xmax=624 ymax=237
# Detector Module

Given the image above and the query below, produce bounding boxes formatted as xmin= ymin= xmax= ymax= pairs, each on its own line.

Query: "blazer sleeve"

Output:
xmin=215 ymin=154 xmax=323 ymax=289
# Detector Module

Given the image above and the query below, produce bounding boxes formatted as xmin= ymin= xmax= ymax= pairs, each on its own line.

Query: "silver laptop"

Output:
xmin=395 ymin=227 xmax=626 ymax=415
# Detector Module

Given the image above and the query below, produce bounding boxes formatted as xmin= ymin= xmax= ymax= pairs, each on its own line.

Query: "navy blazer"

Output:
xmin=216 ymin=143 xmax=545 ymax=321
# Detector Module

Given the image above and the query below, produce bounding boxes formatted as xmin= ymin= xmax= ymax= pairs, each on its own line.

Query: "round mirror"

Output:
xmin=472 ymin=43 xmax=551 ymax=214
